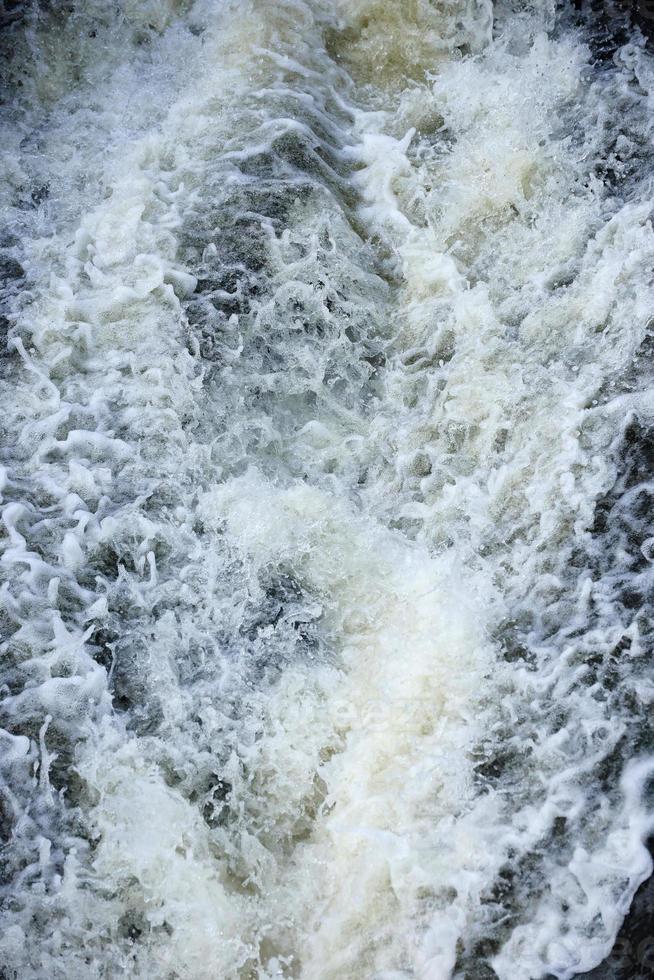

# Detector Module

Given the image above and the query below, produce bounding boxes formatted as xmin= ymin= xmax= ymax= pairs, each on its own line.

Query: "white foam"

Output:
xmin=2 ymin=0 xmax=654 ymax=977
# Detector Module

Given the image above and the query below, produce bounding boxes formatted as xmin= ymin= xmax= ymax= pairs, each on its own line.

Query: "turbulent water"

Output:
xmin=3 ymin=0 xmax=654 ymax=976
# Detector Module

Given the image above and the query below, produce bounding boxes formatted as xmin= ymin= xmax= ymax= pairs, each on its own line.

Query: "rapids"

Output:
xmin=2 ymin=1 xmax=654 ymax=977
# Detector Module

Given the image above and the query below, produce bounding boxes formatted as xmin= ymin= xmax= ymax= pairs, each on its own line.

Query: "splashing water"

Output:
xmin=2 ymin=1 xmax=654 ymax=977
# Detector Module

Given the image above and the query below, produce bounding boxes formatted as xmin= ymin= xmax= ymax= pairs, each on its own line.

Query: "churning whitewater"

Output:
xmin=2 ymin=0 xmax=654 ymax=976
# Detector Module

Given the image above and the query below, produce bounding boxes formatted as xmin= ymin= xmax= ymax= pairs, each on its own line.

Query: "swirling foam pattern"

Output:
xmin=1 ymin=1 xmax=654 ymax=977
